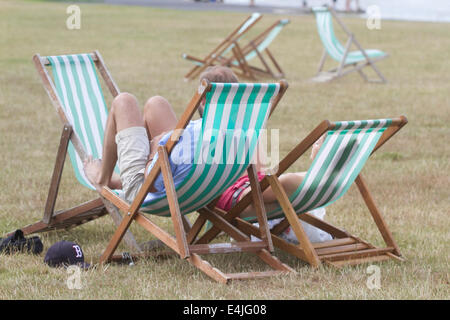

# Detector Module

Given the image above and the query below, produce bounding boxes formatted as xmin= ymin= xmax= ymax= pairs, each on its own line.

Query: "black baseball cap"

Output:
xmin=44 ymin=241 xmax=90 ymax=269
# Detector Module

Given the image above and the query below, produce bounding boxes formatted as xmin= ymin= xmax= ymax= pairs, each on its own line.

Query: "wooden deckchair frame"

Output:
xmin=183 ymin=13 xmax=262 ymax=81
xmin=226 ymin=19 xmax=288 ymax=80
xmin=195 ymin=116 xmax=408 ymax=268
xmin=313 ymin=6 xmax=388 ymax=83
xmin=17 ymin=51 xmax=142 ymax=252
xmin=98 ymin=79 xmax=295 ymax=283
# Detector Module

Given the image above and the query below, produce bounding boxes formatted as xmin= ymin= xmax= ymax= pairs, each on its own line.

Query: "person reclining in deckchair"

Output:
xmin=216 ymin=133 xmax=332 ymax=243
xmin=83 ymin=66 xmax=239 ymax=203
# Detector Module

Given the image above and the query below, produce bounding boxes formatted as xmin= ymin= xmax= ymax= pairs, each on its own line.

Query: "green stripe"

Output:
xmin=65 ymin=55 xmax=98 ymax=159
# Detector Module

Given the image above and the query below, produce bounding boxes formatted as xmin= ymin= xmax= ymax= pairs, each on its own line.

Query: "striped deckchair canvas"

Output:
xmin=265 ymin=119 xmax=393 ymax=219
xmin=198 ymin=116 xmax=407 ymax=269
xmin=139 ymin=82 xmax=279 ymax=216
xmin=312 ymin=6 xmax=388 ymax=83
xmin=47 ymin=54 xmax=117 ymax=190
xmin=99 ymin=80 xmax=294 ymax=283
xmin=19 ymin=51 xmax=141 ymax=252
xmin=182 ymin=13 xmax=262 ymax=80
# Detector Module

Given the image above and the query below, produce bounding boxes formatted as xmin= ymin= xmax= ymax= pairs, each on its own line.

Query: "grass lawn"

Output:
xmin=0 ymin=0 xmax=448 ymax=299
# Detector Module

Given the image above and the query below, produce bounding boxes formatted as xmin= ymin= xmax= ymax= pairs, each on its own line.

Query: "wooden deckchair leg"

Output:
xmin=265 ymin=48 xmax=284 ymax=78
xmin=337 ymin=35 xmax=353 ymax=77
xmin=266 ymin=175 xmax=321 ymax=267
xmin=350 ymin=36 xmax=387 ymax=83
xmin=43 ymin=124 xmax=72 ymax=224
xmin=101 ymin=198 xmax=142 ymax=253
xmin=232 ymin=45 xmax=255 ymax=79
xmin=250 ymin=42 xmax=274 ymax=78
xmin=317 ymin=50 xmax=327 ymax=74
xmin=355 ymin=174 xmax=401 ymax=256
xmin=247 ymin=165 xmax=274 ymax=252
xmin=158 ymin=146 xmax=190 ymax=259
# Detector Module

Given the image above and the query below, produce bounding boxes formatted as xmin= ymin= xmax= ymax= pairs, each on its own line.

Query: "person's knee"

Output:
xmin=144 ymin=95 xmax=171 ymax=114
xmin=112 ymin=92 xmax=139 ymax=114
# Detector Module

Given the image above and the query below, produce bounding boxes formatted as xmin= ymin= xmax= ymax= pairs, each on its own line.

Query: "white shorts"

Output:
xmin=115 ymin=126 xmax=149 ymax=203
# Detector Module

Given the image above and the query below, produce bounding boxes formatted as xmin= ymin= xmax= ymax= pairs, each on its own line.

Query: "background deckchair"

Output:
xmin=182 ymin=12 xmax=262 ymax=81
xmin=99 ymin=80 xmax=295 ymax=283
xmin=197 ymin=116 xmax=407 ymax=268
xmin=18 ymin=51 xmax=141 ymax=252
xmin=226 ymin=19 xmax=290 ymax=80
xmin=311 ymin=6 xmax=388 ymax=83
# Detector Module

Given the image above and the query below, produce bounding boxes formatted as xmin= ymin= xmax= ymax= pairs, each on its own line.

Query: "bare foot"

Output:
xmin=83 ymin=155 xmax=104 ymax=193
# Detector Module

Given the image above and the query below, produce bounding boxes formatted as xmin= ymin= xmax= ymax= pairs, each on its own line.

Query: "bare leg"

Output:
xmin=143 ymin=95 xmax=178 ymax=161
xmin=239 ymin=134 xmax=326 ymax=218
xmin=240 ymin=172 xmax=306 ymax=218
xmin=84 ymin=92 xmax=144 ymax=192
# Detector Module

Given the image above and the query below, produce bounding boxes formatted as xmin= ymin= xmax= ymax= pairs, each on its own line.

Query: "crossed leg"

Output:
xmin=83 ymin=92 xmax=178 ymax=194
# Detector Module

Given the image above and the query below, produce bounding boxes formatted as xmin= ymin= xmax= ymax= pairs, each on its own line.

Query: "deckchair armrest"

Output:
xmin=164 ymin=79 xmax=211 ymax=155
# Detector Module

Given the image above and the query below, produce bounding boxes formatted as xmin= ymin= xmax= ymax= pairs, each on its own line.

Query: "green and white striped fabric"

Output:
xmin=262 ymin=118 xmax=392 ymax=220
xmin=232 ymin=19 xmax=290 ymax=65
xmin=183 ymin=13 xmax=262 ymax=66
xmin=48 ymin=54 xmax=117 ymax=190
xmin=140 ymin=82 xmax=279 ymax=216
xmin=313 ymin=7 xmax=386 ymax=65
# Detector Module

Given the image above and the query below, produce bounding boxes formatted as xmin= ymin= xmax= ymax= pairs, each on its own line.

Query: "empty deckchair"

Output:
xmin=197 ymin=116 xmax=407 ymax=268
xmin=18 ymin=51 xmax=141 ymax=252
xmin=312 ymin=6 xmax=388 ymax=83
xmin=182 ymin=13 xmax=262 ymax=81
xmin=227 ymin=19 xmax=290 ymax=80
xmin=99 ymin=80 xmax=295 ymax=283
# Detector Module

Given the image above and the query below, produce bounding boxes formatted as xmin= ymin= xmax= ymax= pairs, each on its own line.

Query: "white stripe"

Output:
xmin=50 ymin=57 xmax=93 ymax=188
xmin=71 ymin=55 xmax=104 ymax=156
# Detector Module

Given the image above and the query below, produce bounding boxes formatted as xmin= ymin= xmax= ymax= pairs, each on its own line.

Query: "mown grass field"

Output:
xmin=0 ymin=0 xmax=448 ymax=299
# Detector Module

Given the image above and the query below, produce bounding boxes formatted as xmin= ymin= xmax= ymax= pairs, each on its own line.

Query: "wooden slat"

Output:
xmin=43 ymin=124 xmax=72 ymax=224
xmin=134 ymin=213 xmax=180 ymax=255
xmin=41 ymin=53 xmax=98 ymax=65
xmin=267 ymin=175 xmax=320 ymax=267
xmin=93 ymin=50 xmax=120 ymax=97
xmin=325 ymin=254 xmax=391 ymax=268
xmin=316 ymin=243 xmax=368 ymax=256
xmin=299 ymin=212 xmax=350 ymax=239
xmin=313 ymin=237 xmax=357 ymax=249
xmin=247 ymin=165 xmax=273 ymax=252
xmin=320 ymin=247 xmax=395 ymax=262
xmin=234 ymin=218 xmax=309 ymax=263
xmin=198 ymin=208 xmax=250 ymax=242
xmin=159 ymin=146 xmax=189 ymax=259
xmin=225 ymin=270 xmax=286 ymax=281
xmin=189 ymin=241 xmax=267 ymax=255
xmin=355 ymin=175 xmax=402 ymax=256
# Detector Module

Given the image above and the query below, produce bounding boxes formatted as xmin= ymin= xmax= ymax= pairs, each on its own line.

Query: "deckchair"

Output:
xmin=196 ymin=116 xmax=408 ymax=268
xmin=18 ymin=51 xmax=141 ymax=252
xmin=311 ymin=6 xmax=388 ymax=83
xmin=182 ymin=12 xmax=262 ymax=81
xmin=98 ymin=80 xmax=295 ymax=283
xmin=226 ymin=19 xmax=290 ymax=80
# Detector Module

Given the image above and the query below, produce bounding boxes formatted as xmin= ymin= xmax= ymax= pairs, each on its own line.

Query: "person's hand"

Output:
xmin=311 ymin=134 xmax=326 ymax=160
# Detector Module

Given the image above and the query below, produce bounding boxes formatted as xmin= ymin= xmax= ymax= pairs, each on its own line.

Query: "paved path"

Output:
xmin=104 ymin=0 xmax=311 ymax=15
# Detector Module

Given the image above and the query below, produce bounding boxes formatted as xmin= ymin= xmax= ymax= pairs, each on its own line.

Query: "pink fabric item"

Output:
xmin=216 ymin=172 xmax=266 ymax=211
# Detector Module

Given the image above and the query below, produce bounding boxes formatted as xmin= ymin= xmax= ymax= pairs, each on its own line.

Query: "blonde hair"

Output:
xmin=198 ymin=66 xmax=239 ymax=117
xmin=199 ymin=66 xmax=239 ymax=84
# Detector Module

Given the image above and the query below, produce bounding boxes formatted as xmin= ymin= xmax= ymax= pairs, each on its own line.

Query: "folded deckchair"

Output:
xmin=226 ymin=19 xmax=290 ymax=80
xmin=311 ymin=6 xmax=388 ymax=83
xmin=182 ymin=12 xmax=262 ymax=81
xmin=99 ymin=80 xmax=295 ymax=283
xmin=18 ymin=51 xmax=141 ymax=252
xmin=196 ymin=116 xmax=407 ymax=268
